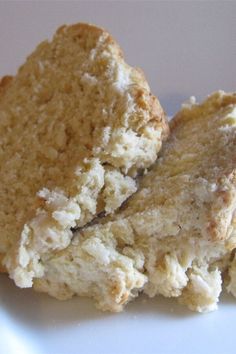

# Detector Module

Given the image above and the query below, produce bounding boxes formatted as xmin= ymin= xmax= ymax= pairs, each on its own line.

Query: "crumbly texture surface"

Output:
xmin=0 ymin=23 xmax=168 ymax=287
xmin=34 ymin=91 xmax=236 ymax=312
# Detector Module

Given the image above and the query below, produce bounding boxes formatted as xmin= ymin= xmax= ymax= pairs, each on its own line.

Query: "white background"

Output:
xmin=0 ymin=1 xmax=236 ymax=354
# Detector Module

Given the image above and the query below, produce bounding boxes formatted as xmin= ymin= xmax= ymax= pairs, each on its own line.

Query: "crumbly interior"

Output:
xmin=34 ymin=91 xmax=236 ymax=312
xmin=0 ymin=24 xmax=168 ymax=287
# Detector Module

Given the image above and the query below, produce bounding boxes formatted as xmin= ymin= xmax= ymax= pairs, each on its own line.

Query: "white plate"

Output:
xmin=0 ymin=2 xmax=235 ymax=354
xmin=0 ymin=274 xmax=235 ymax=354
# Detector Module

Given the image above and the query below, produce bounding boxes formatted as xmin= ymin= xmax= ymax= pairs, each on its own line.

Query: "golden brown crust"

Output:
xmin=0 ymin=76 xmax=13 ymax=97
xmin=0 ymin=253 xmax=7 ymax=273
xmin=55 ymin=23 xmax=168 ymax=140
xmin=56 ymin=23 xmax=105 ymax=37
xmin=55 ymin=23 xmax=166 ymax=140
xmin=56 ymin=23 xmax=124 ymax=59
xmin=170 ymin=91 xmax=236 ymax=132
xmin=169 ymin=92 xmax=236 ymax=243
xmin=150 ymin=94 xmax=169 ymax=140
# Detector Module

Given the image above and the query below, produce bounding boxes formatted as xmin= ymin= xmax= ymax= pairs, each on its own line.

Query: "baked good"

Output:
xmin=0 ymin=23 xmax=168 ymax=287
xmin=34 ymin=91 xmax=236 ymax=312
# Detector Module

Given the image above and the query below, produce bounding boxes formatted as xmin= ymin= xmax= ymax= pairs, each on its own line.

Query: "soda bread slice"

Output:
xmin=34 ymin=91 xmax=236 ymax=312
xmin=0 ymin=24 xmax=168 ymax=287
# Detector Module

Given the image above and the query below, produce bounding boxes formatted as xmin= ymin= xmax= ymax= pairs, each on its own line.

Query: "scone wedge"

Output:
xmin=34 ymin=91 xmax=236 ymax=312
xmin=0 ymin=24 xmax=168 ymax=286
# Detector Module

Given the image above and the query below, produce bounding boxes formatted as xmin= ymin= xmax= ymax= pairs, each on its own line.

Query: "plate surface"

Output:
xmin=0 ymin=274 xmax=236 ymax=354
xmin=0 ymin=2 xmax=235 ymax=354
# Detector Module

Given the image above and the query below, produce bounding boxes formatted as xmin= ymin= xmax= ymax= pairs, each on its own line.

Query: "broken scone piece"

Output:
xmin=0 ymin=23 xmax=168 ymax=287
xmin=34 ymin=91 xmax=236 ymax=312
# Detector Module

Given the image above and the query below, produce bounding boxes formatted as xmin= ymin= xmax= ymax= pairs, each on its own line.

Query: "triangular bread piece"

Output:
xmin=0 ymin=24 xmax=168 ymax=286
